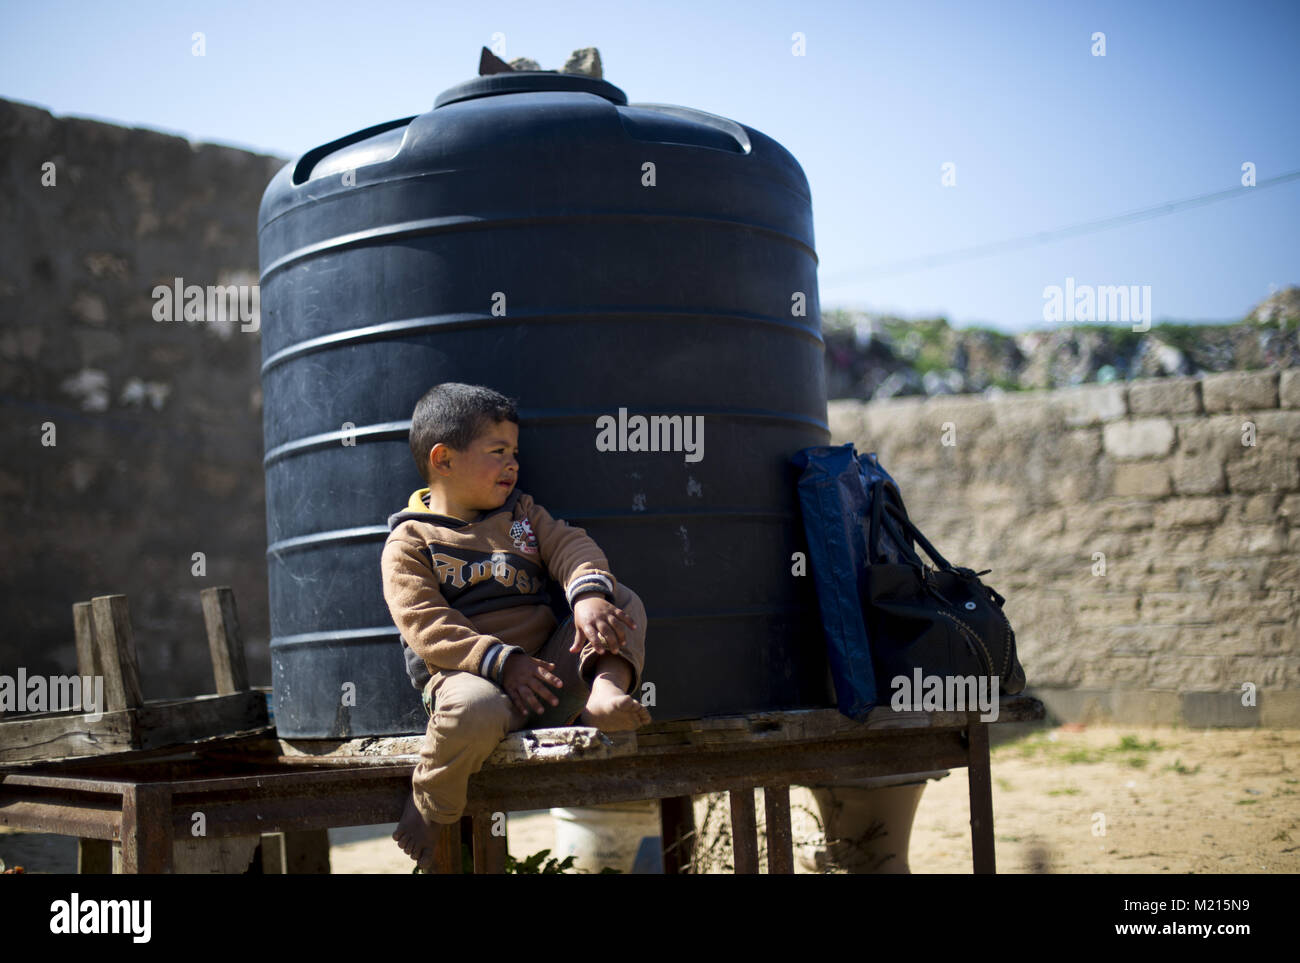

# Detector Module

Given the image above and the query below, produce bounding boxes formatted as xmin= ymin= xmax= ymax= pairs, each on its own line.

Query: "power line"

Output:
xmin=821 ymin=167 xmax=1300 ymax=284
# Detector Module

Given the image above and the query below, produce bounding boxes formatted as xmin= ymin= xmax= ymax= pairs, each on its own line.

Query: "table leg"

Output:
xmin=431 ymin=820 xmax=462 ymax=874
xmin=472 ymin=813 xmax=507 ymax=874
xmin=729 ymin=787 xmax=759 ymax=875
xmin=763 ymin=785 xmax=794 ymax=875
xmin=120 ymin=783 xmax=173 ymax=873
xmin=659 ymin=795 xmax=696 ymax=875
xmin=966 ymin=717 xmax=995 ymax=874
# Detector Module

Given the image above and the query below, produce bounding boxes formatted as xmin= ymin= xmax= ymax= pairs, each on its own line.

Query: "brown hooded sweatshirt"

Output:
xmin=381 ymin=487 xmax=617 ymax=690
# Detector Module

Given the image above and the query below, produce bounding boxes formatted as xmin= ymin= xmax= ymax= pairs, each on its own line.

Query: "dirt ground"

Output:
xmin=2 ymin=723 xmax=1296 ymax=874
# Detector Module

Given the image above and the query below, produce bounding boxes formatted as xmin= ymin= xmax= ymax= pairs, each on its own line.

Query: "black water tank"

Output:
xmin=258 ymin=69 xmax=832 ymax=738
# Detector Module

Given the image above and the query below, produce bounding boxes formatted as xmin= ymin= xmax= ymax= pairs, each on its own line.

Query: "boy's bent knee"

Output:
xmin=429 ymin=676 xmax=512 ymax=743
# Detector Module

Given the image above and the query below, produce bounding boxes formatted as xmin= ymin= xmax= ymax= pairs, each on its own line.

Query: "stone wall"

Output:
xmin=829 ymin=369 xmax=1300 ymax=727
xmin=0 ymin=98 xmax=286 ymax=699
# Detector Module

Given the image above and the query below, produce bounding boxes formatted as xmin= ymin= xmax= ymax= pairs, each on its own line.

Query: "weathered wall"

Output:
xmin=830 ymin=369 xmax=1300 ymax=727
xmin=0 ymin=97 xmax=286 ymax=699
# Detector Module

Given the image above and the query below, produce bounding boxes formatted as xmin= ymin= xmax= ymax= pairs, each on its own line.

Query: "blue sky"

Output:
xmin=2 ymin=0 xmax=1297 ymax=330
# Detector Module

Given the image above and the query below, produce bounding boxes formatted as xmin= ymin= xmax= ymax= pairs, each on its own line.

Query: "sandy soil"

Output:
xmin=917 ymin=723 xmax=1299 ymax=874
xmin=3 ymin=724 xmax=1296 ymax=874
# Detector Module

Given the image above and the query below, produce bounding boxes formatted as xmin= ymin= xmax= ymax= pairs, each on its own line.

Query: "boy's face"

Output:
xmin=429 ymin=419 xmax=519 ymax=511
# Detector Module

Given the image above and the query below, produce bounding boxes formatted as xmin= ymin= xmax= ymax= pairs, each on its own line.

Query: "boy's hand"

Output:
xmin=500 ymin=653 xmax=563 ymax=716
xmin=571 ymin=595 xmax=638 ymax=656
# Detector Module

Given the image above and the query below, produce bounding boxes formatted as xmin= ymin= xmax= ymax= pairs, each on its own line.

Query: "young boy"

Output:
xmin=382 ymin=382 xmax=651 ymax=871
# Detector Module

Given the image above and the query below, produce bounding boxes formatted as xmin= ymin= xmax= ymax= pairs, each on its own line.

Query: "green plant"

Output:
xmin=505 ymin=848 xmax=581 ymax=874
xmin=411 ymin=846 xmax=593 ymax=875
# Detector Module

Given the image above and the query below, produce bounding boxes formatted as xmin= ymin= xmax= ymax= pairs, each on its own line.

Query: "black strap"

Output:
xmin=867 ymin=477 xmax=957 ymax=574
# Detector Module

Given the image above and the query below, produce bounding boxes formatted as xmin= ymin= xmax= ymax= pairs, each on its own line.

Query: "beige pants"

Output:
xmin=412 ymin=584 xmax=647 ymax=825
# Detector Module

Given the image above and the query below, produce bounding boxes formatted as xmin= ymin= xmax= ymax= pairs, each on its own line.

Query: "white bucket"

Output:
xmin=551 ymin=801 xmax=661 ymax=874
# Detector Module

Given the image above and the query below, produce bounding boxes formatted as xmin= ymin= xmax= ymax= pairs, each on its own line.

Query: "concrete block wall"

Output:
xmin=0 ymin=97 xmax=286 ymax=699
xmin=830 ymin=369 xmax=1300 ymax=727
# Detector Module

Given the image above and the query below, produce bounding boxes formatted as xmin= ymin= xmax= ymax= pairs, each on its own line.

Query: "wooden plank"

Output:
xmin=469 ymin=733 xmax=971 ymax=813
xmin=1 ymin=726 xmax=275 ymax=772
xmin=91 ymin=595 xmax=143 ymax=711
xmin=471 ymin=813 xmax=507 ymax=873
xmin=763 ymin=785 xmax=794 ymax=875
xmin=0 ymin=708 xmax=137 ymax=764
xmin=966 ymin=716 xmax=995 ymax=874
xmin=120 ymin=783 xmax=172 ymax=873
xmin=659 ymin=795 xmax=695 ymax=875
xmin=72 ymin=602 xmax=101 ymax=683
xmin=0 ymin=693 xmax=268 ymax=765
xmin=729 ymin=786 xmax=759 ymax=874
xmin=632 ymin=697 xmax=1044 ymax=751
xmin=275 ymin=726 xmax=632 ymax=768
xmin=0 ymin=797 xmax=123 ymax=840
xmin=201 ymin=587 xmax=249 ymax=695
xmin=258 ymin=699 xmax=1044 ymax=769
xmin=262 ymin=696 xmax=1044 ymax=769
xmin=135 ymin=691 xmax=268 ymax=749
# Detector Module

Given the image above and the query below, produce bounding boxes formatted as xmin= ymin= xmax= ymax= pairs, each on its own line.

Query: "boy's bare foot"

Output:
xmin=579 ymin=675 xmax=652 ymax=732
xmin=393 ymin=791 xmax=440 ymax=872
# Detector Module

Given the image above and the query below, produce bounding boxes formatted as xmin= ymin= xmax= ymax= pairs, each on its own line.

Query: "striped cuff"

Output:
xmin=566 ymin=573 xmax=614 ymax=606
xmin=479 ymin=643 xmax=524 ymax=684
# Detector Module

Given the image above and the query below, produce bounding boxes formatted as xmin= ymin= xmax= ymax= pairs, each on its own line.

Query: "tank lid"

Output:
xmin=434 ymin=71 xmax=628 ymax=109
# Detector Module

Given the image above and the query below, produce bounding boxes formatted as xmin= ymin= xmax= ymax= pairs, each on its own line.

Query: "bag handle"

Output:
xmin=867 ymin=477 xmax=958 ymax=574
xmin=867 ymin=477 xmax=918 ymax=567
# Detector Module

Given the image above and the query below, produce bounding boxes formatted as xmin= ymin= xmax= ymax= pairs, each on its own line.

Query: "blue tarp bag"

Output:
xmin=790 ymin=443 xmax=906 ymax=720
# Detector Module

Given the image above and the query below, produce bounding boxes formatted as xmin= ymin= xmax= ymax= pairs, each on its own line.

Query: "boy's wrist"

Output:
xmin=480 ymin=642 xmax=524 ymax=684
xmin=566 ymin=573 xmax=614 ymax=606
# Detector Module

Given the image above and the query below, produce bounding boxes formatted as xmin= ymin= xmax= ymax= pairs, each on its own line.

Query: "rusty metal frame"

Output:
xmin=1 ymin=702 xmax=1041 ymax=874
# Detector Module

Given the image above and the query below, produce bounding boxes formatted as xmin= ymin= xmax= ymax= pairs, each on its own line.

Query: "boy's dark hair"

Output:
xmin=409 ymin=383 xmax=519 ymax=483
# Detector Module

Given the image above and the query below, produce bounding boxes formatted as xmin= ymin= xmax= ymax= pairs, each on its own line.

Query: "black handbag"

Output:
xmin=862 ymin=476 xmax=1026 ymax=699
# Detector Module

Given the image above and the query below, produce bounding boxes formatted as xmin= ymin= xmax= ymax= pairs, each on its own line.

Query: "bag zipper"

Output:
xmin=953 ymin=573 xmax=1017 ymax=682
xmin=985 ymin=594 xmax=1015 ymax=679
xmin=938 ymin=609 xmax=994 ymax=678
